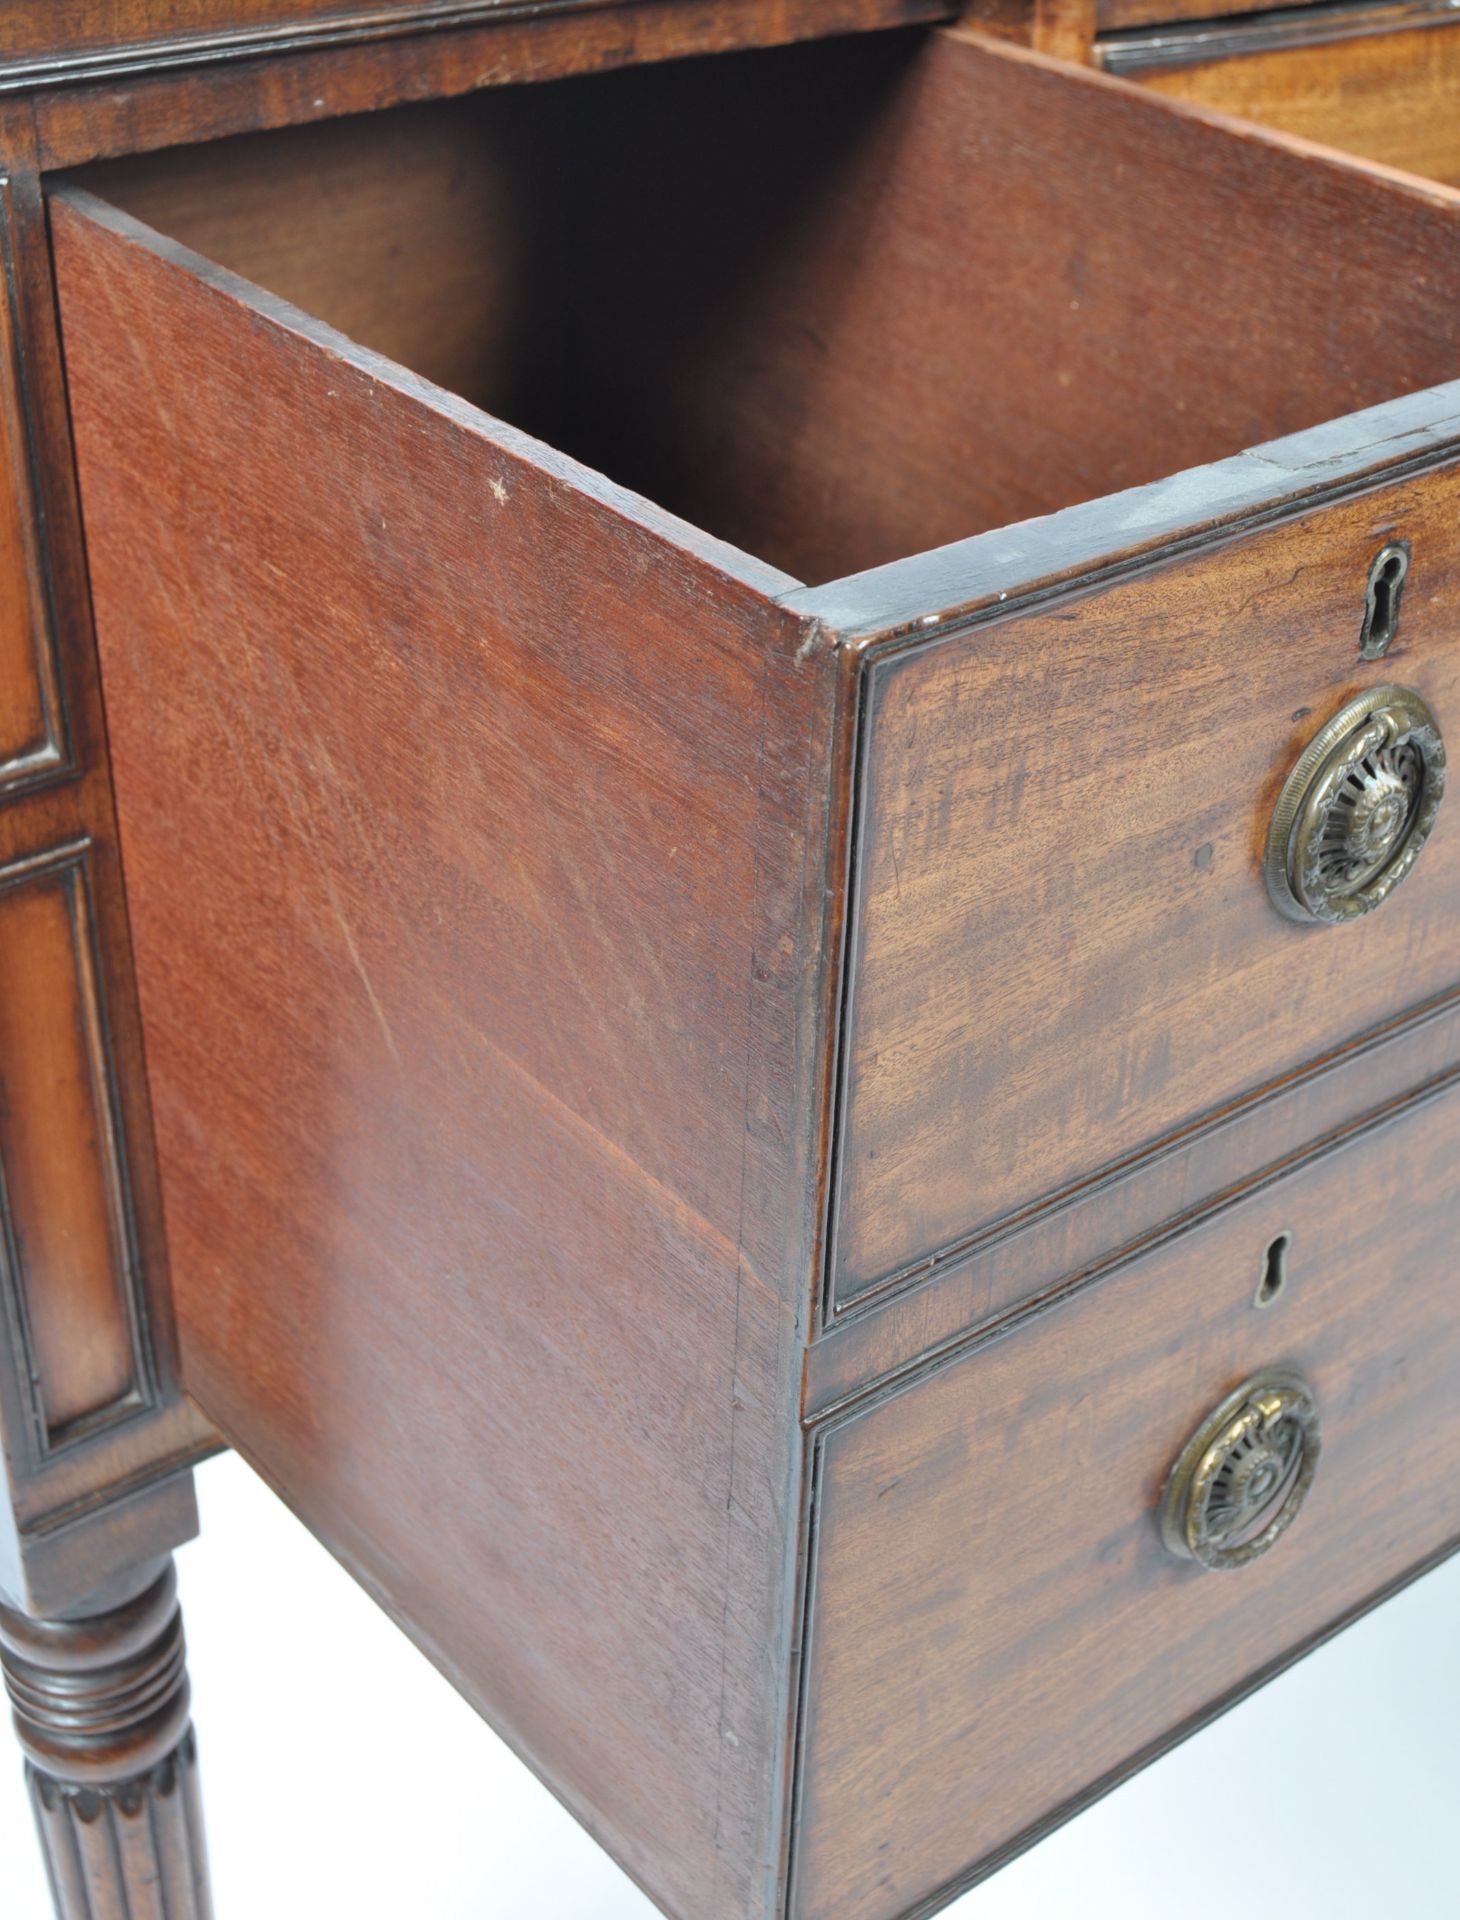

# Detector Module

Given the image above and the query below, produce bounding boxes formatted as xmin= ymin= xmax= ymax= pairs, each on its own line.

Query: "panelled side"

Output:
xmin=0 ymin=118 xmax=207 ymax=1618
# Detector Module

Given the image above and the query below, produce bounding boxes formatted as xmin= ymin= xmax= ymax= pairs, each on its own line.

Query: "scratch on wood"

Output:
xmin=325 ymin=879 xmax=401 ymax=1066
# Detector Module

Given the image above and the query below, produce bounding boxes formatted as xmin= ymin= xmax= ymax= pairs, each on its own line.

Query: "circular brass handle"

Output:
xmin=1161 ymin=1370 xmax=1321 ymax=1572
xmin=1266 ymin=684 xmax=1445 ymax=925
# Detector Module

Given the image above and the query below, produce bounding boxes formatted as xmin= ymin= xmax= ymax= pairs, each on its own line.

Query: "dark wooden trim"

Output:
xmin=0 ymin=107 xmax=211 ymax=1620
xmin=0 ymin=839 xmax=156 ymax=1460
xmin=3 ymin=1 xmax=643 ymax=91
xmin=1098 ymin=0 xmax=1460 ymax=78
xmin=0 ymin=171 xmax=71 ymax=795
xmin=815 ymin=647 xmax=876 ymax=1329
xmin=781 ymin=1415 xmax=827 ymax=1920
xmin=28 ymin=1 xmax=954 ymax=171
xmin=0 ymin=0 xmax=939 ymax=91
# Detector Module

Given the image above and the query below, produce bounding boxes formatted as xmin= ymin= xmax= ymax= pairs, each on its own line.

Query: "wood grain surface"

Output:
xmin=30 ymin=0 xmax=952 ymax=171
xmin=0 ymin=0 xmax=947 ymax=79
xmin=798 ymin=1086 xmax=1460 ymax=1920
xmin=811 ymin=985 xmax=1460 ymax=1410
xmin=1097 ymin=0 xmax=1321 ymax=32
xmin=75 ymin=100 xmax=557 ymax=407
xmin=0 ymin=0 xmax=442 ymax=66
xmin=1140 ymin=20 xmax=1460 ymax=186
xmin=43 ymin=25 xmax=1460 ymax=1917
xmin=49 ymin=179 xmax=842 ymax=1920
xmin=963 ymin=0 xmax=1096 ymax=61
xmin=0 ymin=185 xmax=67 ymax=794
xmin=0 ymin=110 xmax=209 ymax=1619
xmin=834 ymin=461 xmax=1460 ymax=1301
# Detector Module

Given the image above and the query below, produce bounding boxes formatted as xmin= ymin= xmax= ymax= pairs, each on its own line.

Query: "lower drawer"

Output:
xmin=794 ymin=1080 xmax=1460 ymax=1920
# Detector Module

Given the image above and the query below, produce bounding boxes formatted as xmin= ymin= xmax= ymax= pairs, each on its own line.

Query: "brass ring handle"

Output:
xmin=1266 ymin=684 xmax=1445 ymax=925
xmin=1160 ymin=1370 xmax=1321 ymax=1572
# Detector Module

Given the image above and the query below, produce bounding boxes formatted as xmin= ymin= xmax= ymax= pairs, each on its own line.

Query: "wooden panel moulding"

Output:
xmin=0 ymin=174 xmax=69 ymax=793
xmin=0 ymin=104 xmax=211 ymax=1616
xmin=0 ymin=840 xmax=150 ymax=1451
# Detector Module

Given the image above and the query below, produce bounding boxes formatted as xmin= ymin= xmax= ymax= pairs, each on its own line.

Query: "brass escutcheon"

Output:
xmin=1266 ymin=684 xmax=1445 ymax=925
xmin=1161 ymin=1370 xmax=1321 ymax=1572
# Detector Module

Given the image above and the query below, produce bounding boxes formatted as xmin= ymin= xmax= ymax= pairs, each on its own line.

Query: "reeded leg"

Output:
xmin=0 ymin=1557 xmax=211 ymax=1920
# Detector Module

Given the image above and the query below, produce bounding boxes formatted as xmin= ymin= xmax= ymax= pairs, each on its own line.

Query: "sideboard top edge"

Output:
xmin=0 ymin=0 xmax=953 ymax=96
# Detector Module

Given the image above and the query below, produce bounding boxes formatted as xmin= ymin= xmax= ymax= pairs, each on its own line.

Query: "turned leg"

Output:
xmin=0 ymin=1556 xmax=211 ymax=1920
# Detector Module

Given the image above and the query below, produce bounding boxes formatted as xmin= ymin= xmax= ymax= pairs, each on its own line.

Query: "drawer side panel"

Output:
xmin=51 ymin=189 xmax=837 ymax=1920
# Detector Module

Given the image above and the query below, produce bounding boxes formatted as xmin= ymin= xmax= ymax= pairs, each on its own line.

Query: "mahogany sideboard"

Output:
xmin=1 ymin=2 xmax=1459 ymax=1916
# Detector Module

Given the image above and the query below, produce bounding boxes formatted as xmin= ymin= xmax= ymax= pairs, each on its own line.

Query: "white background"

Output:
xmin=3 ymin=1449 xmax=1457 ymax=1918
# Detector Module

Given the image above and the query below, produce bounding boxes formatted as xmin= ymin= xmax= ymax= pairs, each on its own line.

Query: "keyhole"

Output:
xmin=1255 ymin=1232 xmax=1291 ymax=1309
xmin=1359 ymin=542 xmax=1410 ymax=660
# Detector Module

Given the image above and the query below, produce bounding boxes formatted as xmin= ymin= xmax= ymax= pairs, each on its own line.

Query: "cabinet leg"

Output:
xmin=0 ymin=1556 xmax=211 ymax=1919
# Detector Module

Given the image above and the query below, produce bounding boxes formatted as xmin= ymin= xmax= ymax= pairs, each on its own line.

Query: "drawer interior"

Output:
xmin=63 ymin=25 xmax=1460 ymax=586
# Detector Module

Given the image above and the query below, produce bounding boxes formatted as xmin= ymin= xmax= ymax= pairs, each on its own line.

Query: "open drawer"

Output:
xmin=42 ymin=23 xmax=1460 ymax=1920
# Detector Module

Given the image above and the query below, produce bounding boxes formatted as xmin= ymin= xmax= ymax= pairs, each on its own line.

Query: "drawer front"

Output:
xmin=796 ymin=1084 xmax=1460 ymax=1920
xmin=0 ymin=1 xmax=434 ymax=68
xmin=0 ymin=0 xmax=953 ymax=88
xmin=1128 ymin=18 xmax=1460 ymax=191
xmin=1096 ymin=0 xmax=1323 ymax=30
xmin=833 ymin=466 xmax=1460 ymax=1304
